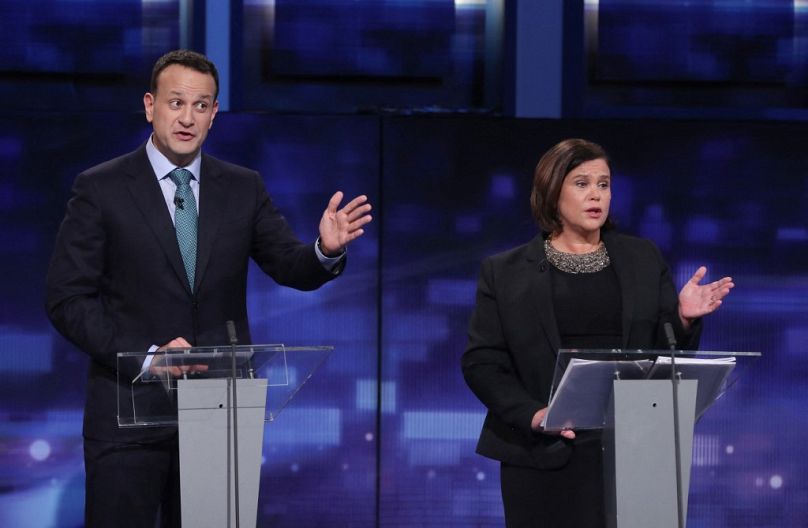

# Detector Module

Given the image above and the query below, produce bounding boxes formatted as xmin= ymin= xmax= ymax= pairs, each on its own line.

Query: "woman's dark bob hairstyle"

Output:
xmin=530 ymin=138 xmax=614 ymax=235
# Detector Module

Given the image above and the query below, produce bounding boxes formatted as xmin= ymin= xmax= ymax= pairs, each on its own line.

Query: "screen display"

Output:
xmin=584 ymin=0 xmax=808 ymax=115
xmin=0 ymin=113 xmax=804 ymax=527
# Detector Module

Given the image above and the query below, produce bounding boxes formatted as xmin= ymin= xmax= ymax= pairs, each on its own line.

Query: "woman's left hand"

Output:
xmin=678 ymin=266 xmax=734 ymax=327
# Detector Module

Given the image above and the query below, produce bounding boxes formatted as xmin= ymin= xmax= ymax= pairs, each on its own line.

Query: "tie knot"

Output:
xmin=169 ymin=168 xmax=193 ymax=187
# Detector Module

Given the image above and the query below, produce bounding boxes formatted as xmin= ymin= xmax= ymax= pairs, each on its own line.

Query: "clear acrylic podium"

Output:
xmin=117 ymin=344 xmax=332 ymax=528
xmin=542 ymin=349 xmax=760 ymax=528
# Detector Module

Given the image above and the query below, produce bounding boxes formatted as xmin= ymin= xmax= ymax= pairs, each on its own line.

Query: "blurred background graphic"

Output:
xmin=0 ymin=1 xmax=806 ymax=526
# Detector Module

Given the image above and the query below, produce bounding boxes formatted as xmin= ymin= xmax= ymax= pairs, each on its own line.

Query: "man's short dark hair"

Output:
xmin=150 ymin=49 xmax=219 ymax=100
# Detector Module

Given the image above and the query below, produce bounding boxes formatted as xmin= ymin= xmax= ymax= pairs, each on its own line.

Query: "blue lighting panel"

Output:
xmin=0 ymin=330 xmax=53 ymax=372
xmin=0 ymin=112 xmax=379 ymax=528
xmin=584 ymin=1 xmax=808 ymax=117
xmin=594 ymin=1 xmax=795 ymax=83
xmin=0 ymin=0 xmax=180 ymax=111
xmin=381 ymin=116 xmax=808 ymax=527
xmin=271 ymin=0 xmax=454 ymax=78
xmin=2 ymin=112 xmax=808 ymax=526
xmin=241 ymin=0 xmax=488 ymax=111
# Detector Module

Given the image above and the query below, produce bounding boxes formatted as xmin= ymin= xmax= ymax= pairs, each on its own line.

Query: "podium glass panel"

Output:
xmin=543 ymin=349 xmax=761 ymax=432
xmin=116 ymin=344 xmax=333 ymax=427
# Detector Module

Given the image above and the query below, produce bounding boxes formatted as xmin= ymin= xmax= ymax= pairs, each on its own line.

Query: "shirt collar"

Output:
xmin=146 ymin=134 xmax=203 ymax=182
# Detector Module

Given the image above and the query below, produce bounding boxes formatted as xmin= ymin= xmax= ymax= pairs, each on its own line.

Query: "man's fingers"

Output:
xmin=689 ymin=266 xmax=707 ymax=285
xmin=151 ymin=364 xmax=208 ymax=378
xmin=326 ymin=191 xmax=344 ymax=214
xmin=716 ymin=277 xmax=734 ymax=290
xmin=161 ymin=337 xmax=192 ymax=350
xmin=344 ymin=229 xmax=365 ymax=244
xmin=345 ymin=213 xmax=373 ymax=231
xmin=344 ymin=203 xmax=372 ymax=222
xmin=338 ymin=195 xmax=369 ymax=215
xmin=560 ymin=429 xmax=576 ymax=440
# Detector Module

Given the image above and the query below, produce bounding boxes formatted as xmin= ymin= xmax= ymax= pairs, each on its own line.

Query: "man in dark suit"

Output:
xmin=45 ymin=49 xmax=372 ymax=528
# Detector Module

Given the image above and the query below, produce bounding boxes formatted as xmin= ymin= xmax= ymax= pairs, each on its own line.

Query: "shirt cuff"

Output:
xmin=141 ymin=345 xmax=159 ymax=372
xmin=315 ymin=237 xmax=346 ymax=273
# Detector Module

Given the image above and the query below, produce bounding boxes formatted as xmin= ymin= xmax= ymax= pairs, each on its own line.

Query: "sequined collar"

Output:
xmin=544 ymin=238 xmax=610 ymax=274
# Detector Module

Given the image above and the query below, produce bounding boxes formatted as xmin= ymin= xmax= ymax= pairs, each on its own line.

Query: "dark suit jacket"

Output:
xmin=461 ymin=230 xmax=701 ymax=469
xmin=46 ymin=143 xmax=338 ymax=443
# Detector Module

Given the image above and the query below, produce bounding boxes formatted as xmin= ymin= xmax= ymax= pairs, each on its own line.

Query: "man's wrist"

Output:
xmin=316 ymin=237 xmax=344 ymax=258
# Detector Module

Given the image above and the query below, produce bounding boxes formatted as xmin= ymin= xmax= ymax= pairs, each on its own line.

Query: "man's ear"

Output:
xmin=209 ymin=100 xmax=219 ymax=129
xmin=143 ymin=92 xmax=155 ymax=123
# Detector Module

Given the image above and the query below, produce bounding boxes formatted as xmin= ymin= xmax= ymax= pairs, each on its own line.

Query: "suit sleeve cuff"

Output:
xmin=315 ymin=237 xmax=346 ymax=274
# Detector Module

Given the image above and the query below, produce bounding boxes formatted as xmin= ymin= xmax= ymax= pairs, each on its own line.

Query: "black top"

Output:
xmin=550 ymin=264 xmax=623 ymax=349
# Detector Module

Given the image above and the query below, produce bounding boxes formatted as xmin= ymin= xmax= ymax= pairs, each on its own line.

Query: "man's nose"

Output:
xmin=178 ymin=106 xmax=194 ymax=125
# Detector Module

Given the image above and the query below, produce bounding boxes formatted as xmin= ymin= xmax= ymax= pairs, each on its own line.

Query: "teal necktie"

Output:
xmin=169 ymin=168 xmax=198 ymax=291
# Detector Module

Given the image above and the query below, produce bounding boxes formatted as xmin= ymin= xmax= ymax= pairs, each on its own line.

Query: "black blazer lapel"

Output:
xmin=123 ymin=146 xmax=191 ymax=294
xmin=194 ymin=155 xmax=230 ymax=293
xmin=603 ymin=231 xmax=637 ymax=347
xmin=525 ymin=235 xmax=562 ymax=354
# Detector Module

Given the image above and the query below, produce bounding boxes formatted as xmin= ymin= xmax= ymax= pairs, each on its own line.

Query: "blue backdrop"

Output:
xmin=1 ymin=0 xmax=807 ymax=526
xmin=0 ymin=113 xmax=805 ymax=527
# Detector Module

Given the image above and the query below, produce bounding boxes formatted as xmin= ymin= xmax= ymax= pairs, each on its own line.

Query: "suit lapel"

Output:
xmin=603 ymin=231 xmax=636 ymax=347
xmin=525 ymin=235 xmax=562 ymax=353
xmin=124 ymin=146 xmax=191 ymax=294
xmin=194 ymin=155 xmax=229 ymax=292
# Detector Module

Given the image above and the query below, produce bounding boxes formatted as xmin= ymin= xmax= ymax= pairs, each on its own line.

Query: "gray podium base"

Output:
xmin=177 ymin=378 xmax=268 ymax=528
xmin=603 ymin=379 xmax=697 ymax=528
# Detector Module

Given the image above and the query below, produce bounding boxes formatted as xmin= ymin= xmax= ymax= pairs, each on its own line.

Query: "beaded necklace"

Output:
xmin=544 ymin=238 xmax=610 ymax=274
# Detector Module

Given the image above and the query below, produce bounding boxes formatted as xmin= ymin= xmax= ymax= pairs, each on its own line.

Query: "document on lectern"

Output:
xmin=541 ymin=358 xmax=651 ymax=431
xmin=647 ymin=356 xmax=736 ymax=419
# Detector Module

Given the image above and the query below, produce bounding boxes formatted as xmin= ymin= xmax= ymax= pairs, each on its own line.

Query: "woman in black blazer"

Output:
xmin=462 ymin=139 xmax=734 ymax=527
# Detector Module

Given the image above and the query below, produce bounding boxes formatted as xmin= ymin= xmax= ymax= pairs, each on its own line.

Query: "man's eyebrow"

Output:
xmin=167 ymin=90 xmax=213 ymax=100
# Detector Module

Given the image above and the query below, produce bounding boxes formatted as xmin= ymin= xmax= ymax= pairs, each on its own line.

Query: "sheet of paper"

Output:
xmin=647 ymin=356 xmax=736 ymax=419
